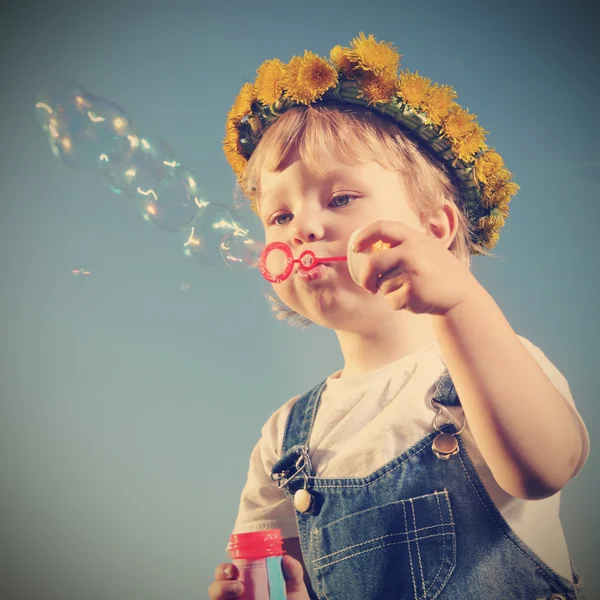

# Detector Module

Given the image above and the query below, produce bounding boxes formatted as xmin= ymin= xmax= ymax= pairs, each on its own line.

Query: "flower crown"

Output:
xmin=223 ymin=33 xmax=519 ymax=252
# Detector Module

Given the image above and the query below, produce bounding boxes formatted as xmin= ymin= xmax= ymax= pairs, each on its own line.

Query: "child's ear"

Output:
xmin=427 ymin=201 xmax=459 ymax=248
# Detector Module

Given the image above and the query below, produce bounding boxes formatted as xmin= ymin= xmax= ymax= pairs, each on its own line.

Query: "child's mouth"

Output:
xmin=296 ymin=264 xmax=328 ymax=281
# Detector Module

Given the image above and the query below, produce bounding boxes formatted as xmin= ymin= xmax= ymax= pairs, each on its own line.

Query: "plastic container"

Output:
xmin=227 ymin=529 xmax=287 ymax=600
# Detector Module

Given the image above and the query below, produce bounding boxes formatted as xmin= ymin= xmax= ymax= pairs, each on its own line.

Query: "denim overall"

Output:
xmin=271 ymin=373 xmax=585 ymax=600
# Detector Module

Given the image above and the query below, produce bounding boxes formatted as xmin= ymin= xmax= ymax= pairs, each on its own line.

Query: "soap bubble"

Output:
xmin=233 ymin=190 xmax=253 ymax=212
xmin=72 ymin=266 xmax=91 ymax=276
xmin=35 ymin=81 xmax=88 ymax=132
xmin=182 ymin=203 xmax=244 ymax=266
xmin=220 ymin=227 xmax=264 ymax=270
xmin=103 ymin=135 xmax=179 ymax=198
xmin=46 ymin=92 xmax=136 ymax=171
xmin=137 ymin=166 xmax=203 ymax=232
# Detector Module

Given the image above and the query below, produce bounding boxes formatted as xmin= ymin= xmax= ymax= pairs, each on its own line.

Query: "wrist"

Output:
xmin=433 ymin=278 xmax=489 ymax=331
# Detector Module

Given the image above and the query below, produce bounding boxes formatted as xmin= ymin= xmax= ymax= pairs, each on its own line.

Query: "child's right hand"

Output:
xmin=207 ymin=555 xmax=311 ymax=599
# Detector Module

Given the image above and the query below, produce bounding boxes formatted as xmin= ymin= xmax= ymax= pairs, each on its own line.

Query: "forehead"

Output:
xmin=259 ymin=159 xmax=390 ymax=204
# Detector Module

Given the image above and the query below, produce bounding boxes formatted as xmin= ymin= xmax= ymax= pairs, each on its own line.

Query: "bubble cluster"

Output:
xmin=35 ymin=81 xmax=264 ymax=271
xmin=220 ymin=228 xmax=263 ymax=270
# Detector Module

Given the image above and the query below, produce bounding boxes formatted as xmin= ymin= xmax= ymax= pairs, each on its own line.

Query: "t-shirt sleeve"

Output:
xmin=229 ymin=396 xmax=300 ymax=543
xmin=518 ymin=335 xmax=590 ymax=478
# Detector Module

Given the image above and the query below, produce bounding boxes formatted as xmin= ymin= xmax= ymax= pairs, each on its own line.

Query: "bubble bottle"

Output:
xmin=227 ymin=529 xmax=287 ymax=600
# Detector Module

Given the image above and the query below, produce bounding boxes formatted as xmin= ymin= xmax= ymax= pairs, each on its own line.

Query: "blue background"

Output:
xmin=1 ymin=0 xmax=598 ymax=597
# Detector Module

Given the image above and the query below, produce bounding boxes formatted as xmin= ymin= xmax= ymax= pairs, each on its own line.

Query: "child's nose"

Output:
xmin=290 ymin=213 xmax=326 ymax=245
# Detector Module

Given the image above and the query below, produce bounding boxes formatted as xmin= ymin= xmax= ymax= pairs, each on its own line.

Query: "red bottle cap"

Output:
xmin=227 ymin=529 xmax=285 ymax=560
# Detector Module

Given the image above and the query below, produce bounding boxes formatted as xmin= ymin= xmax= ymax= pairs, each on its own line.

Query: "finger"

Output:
xmin=214 ymin=563 xmax=238 ymax=581
xmin=381 ymin=284 xmax=411 ymax=312
xmin=378 ymin=267 xmax=407 ymax=295
xmin=352 ymin=220 xmax=411 ymax=252
xmin=281 ymin=554 xmax=308 ymax=594
xmin=207 ymin=579 xmax=243 ymax=599
xmin=362 ymin=249 xmax=409 ymax=294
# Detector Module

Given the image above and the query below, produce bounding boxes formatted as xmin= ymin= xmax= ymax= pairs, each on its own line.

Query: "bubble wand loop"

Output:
xmin=259 ymin=241 xmax=347 ymax=284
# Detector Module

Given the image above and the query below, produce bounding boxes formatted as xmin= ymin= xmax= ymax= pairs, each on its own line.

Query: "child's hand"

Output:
xmin=207 ymin=556 xmax=311 ymax=600
xmin=350 ymin=220 xmax=480 ymax=316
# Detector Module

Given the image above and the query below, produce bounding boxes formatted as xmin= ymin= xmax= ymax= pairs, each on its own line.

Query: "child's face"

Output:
xmin=258 ymin=149 xmax=427 ymax=329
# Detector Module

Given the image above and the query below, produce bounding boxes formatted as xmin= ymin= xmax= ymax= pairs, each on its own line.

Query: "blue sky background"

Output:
xmin=1 ymin=0 xmax=598 ymax=598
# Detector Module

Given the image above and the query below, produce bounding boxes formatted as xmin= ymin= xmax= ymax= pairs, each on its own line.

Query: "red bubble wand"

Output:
xmin=259 ymin=241 xmax=347 ymax=283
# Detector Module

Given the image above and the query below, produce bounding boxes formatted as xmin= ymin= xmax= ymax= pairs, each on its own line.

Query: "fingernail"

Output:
xmin=224 ymin=565 xmax=233 ymax=578
xmin=351 ymin=244 xmax=358 ymax=253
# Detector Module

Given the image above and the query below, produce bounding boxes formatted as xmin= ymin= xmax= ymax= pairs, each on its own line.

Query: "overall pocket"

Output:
xmin=312 ymin=489 xmax=456 ymax=600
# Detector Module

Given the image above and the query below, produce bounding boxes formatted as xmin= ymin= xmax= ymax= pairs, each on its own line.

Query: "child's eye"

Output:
xmin=271 ymin=213 xmax=292 ymax=226
xmin=269 ymin=195 xmax=356 ymax=226
xmin=330 ymin=194 xmax=356 ymax=207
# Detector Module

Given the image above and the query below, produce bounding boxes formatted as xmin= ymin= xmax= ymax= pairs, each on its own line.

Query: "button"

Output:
xmin=294 ymin=489 xmax=312 ymax=513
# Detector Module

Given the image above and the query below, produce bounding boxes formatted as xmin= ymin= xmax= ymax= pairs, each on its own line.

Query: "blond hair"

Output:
xmin=235 ymin=103 xmax=492 ymax=327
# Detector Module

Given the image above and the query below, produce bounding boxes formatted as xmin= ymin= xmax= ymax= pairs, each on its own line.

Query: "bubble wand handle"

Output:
xmin=311 ymin=254 xmax=347 ymax=265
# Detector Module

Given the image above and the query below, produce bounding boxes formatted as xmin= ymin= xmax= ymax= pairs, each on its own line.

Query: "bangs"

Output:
xmin=241 ymin=104 xmax=405 ymax=202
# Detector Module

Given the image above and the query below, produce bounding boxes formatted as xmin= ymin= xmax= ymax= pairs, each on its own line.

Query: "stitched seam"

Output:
xmin=422 ymin=491 xmax=455 ymax=598
xmin=313 ymin=522 xmax=454 ymax=563
xmin=436 ymin=489 xmax=457 ymax=599
xmin=410 ymin=498 xmax=426 ymax=599
xmin=403 ymin=500 xmax=418 ymax=600
xmin=317 ymin=490 xmax=447 ymax=530
xmin=313 ymin=532 xmax=456 ymax=571
xmin=421 ymin=491 xmax=448 ymax=599
xmin=311 ymin=436 xmax=456 ymax=489
xmin=312 ymin=527 xmax=328 ymax=600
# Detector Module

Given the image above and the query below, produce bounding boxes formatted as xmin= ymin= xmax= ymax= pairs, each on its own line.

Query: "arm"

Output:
xmin=283 ymin=537 xmax=318 ymax=600
xmin=432 ymin=282 xmax=583 ymax=500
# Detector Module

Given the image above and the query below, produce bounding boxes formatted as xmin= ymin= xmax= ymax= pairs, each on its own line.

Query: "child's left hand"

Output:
xmin=350 ymin=220 xmax=481 ymax=316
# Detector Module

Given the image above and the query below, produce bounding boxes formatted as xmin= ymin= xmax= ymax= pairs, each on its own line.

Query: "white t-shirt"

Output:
xmin=232 ymin=336 xmax=590 ymax=584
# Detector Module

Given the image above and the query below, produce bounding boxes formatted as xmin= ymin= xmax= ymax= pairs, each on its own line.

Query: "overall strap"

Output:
xmin=271 ymin=379 xmax=327 ymax=483
xmin=432 ymin=372 xmax=461 ymax=407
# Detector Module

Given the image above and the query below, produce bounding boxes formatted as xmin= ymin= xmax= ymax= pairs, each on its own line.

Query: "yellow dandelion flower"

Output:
xmin=283 ymin=51 xmax=338 ymax=105
xmin=358 ymin=69 xmax=399 ymax=105
xmin=483 ymin=229 xmax=501 ymax=250
xmin=223 ymin=122 xmax=240 ymax=149
xmin=282 ymin=56 xmax=304 ymax=102
xmin=495 ymin=198 xmax=511 ymax=219
xmin=486 ymin=167 xmax=513 ymax=190
xmin=473 ymin=149 xmax=505 ymax=185
xmin=421 ymin=84 xmax=457 ymax=126
xmin=489 ymin=215 xmax=505 ymax=232
xmin=330 ymin=45 xmax=361 ymax=77
xmin=300 ymin=52 xmax=338 ymax=94
xmin=492 ymin=182 xmax=519 ymax=204
xmin=255 ymin=59 xmax=287 ymax=106
xmin=478 ymin=212 xmax=504 ymax=232
xmin=228 ymin=83 xmax=257 ymax=124
xmin=398 ymin=70 xmax=432 ymax=109
xmin=223 ymin=122 xmax=248 ymax=175
xmin=452 ymin=124 xmax=487 ymax=162
xmin=347 ymin=32 xmax=401 ymax=76
xmin=482 ymin=180 xmax=519 ymax=208
xmin=481 ymin=169 xmax=516 ymax=206
xmin=443 ymin=106 xmax=478 ymax=142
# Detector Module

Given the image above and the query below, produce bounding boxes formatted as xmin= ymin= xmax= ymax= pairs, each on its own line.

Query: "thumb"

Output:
xmin=281 ymin=554 xmax=307 ymax=593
